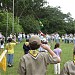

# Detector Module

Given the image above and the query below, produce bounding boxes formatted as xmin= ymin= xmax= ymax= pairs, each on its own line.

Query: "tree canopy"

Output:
xmin=0 ymin=0 xmax=75 ymax=36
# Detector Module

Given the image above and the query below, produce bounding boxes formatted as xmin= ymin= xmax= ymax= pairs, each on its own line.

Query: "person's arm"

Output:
xmin=41 ymin=44 xmax=61 ymax=63
xmin=12 ymin=39 xmax=18 ymax=44
xmin=18 ymin=57 xmax=26 ymax=75
xmin=59 ymin=51 xmax=62 ymax=58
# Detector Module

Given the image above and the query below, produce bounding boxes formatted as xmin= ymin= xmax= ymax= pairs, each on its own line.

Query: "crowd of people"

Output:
xmin=0 ymin=31 xmax=75 ymax=75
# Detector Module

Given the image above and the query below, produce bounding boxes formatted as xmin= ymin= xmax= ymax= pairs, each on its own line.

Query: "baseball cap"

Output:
xmin=29 ymin=35 xmax=41 ymax=45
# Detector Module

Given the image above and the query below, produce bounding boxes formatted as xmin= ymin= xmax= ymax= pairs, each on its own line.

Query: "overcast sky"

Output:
xmin=46 ymin=0 xmax=75 ymax=19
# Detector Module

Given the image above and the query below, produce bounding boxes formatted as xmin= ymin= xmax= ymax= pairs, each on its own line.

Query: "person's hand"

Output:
xmin=40 ymin=44 xmax=50 ymax=51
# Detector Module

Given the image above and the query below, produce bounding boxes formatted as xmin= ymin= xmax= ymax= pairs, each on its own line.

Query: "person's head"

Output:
xmin=8 ymin=38 xmax=12 ymax=42
xmin=41 ymin=38 xmax=47 ymax=44
xmin=73 ymin=46 xmax=75 ymax=55
xmin=29 ymin=35 xmax=41 ymax=50
xmin=26 ymin=39 xmax=29 ymax=42
xmin=54 ymin=43 xmax=60 ymax=49
xmin=73 ymin=46 xmax=75 ymax=63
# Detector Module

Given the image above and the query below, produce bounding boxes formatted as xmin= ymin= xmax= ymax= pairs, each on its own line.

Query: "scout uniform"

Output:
xmin=60 ymin=60 xmax=75 ymax=75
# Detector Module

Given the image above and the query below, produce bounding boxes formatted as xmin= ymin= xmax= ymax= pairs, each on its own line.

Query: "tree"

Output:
xmin=20 ymin=15 xmax=40 ymax=33
xmin=0 ymin=11 xmax=23 ymax=36
xmin=0 ymin=0 xmax=75 ymax=35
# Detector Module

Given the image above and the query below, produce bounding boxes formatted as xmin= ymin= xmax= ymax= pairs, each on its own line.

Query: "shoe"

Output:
xmin=7 ymin=64 xmax=13 ymax=67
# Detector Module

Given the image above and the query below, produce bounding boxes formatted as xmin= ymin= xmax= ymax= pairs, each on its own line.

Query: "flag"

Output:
xmin=0 ymin=55 xmax=6 ymax=72
xmin=39 ymin=30 xmax=45 ymax=36
xmin=0 ymin=50 xmax=7 ymax=72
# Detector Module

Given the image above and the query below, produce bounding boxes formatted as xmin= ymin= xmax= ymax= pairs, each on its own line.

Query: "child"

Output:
xmin=38 ymin=38 xmax=50 ymax=52
xmin=23 ymin=39 xmax=30 ymax=54
xmin=60 ymin=46 xmax=75 ymax=75
xmin=6 ymin=38 xmax=17 ymax=67
xmin=18 ymin=35 xmax=61 ymax=75
xmin=53 ymin=43 xmax=62 ymax=74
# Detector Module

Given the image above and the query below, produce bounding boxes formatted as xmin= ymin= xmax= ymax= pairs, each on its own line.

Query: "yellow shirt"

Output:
xmin=6 ymin=43 xmax=16 ymax=54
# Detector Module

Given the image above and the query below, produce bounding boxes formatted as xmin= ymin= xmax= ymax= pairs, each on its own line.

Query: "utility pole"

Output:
xmin=6 ymin=8 xmax=8 ymax=42
xmin=12 ymin=0 xmax=14 ymax=34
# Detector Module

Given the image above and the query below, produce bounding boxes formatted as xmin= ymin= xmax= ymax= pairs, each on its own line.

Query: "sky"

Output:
xmin=46 ymin=0 xmax=75 ymax=19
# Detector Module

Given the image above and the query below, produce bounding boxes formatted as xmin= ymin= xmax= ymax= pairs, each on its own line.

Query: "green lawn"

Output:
xmin=0 ymin=41 xmax=74 ymax=75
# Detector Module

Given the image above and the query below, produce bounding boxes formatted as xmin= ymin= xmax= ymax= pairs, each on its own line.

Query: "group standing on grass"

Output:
xmin=1 ymin=31 xmax=75 ymax=75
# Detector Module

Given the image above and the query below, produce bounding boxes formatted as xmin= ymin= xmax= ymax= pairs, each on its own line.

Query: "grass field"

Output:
xmin=0 ymin=40 xmax=74 ymax=75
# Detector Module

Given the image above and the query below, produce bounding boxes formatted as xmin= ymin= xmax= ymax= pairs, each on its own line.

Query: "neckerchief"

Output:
xmin=29 ymin=50 xmax=39 ymax=58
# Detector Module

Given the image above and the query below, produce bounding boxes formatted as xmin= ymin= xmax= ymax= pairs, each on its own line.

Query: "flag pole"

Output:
xmin=0 ymin=50 xmax=7 ymax=62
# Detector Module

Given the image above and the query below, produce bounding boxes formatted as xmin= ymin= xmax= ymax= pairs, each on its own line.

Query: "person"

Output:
xmin=23 ymin=39 xmax=30 ymax=54
xmin=17 ymin=35 xmax=61 ymax=75
xmin=38 ymin=38 xmax=50 ymax=52
xmin=5 ymin=38 xmax=18 ymax=67
xmin=53 ymin=43 xmax=62 ymax=74
xmin=60 ymin=46 xmax=75 ymax=75
xmin=0 ymin=39 xmax=4 ymax=55
xmin=0 ymin=39 xmax=4 ymax=52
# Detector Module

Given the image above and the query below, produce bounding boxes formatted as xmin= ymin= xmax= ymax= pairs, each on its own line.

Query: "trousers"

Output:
xmin=7 ymin=54 xmax=13 ymax=65
xmin=54 ymin=63 xmax=60 ymax=74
